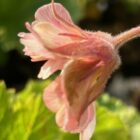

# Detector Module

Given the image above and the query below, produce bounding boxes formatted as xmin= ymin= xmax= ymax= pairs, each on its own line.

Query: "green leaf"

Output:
xmin=93 ymin=105 xmax=130 ymax=140
xmin=0 ymin=81 xmax=140 ymax=140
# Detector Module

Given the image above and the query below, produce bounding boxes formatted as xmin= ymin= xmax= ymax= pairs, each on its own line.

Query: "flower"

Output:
xmin=18 ymin=0 xmax=140 ymax=140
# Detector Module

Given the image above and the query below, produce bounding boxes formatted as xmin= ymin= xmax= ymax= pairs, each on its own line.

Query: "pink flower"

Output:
xmin=18 ymin=0 xmax=140 ymax=139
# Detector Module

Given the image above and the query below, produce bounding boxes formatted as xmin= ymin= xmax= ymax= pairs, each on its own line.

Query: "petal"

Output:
xmin=55 ymin=105 xmax=67 ymax=129
xmin=35 ymin=3 xmax=73 ymax=26
xmin=65 ymin=103 xmax=95 ymax=133
xmin=63 ymin=58 xmax=116 ymax=110
xmin=56 ymin=102 xmax=95 ymax=134
xmin=34 ymin=2 xmax=86 ymax=38
xmin=38 ymin=58 xmax=66 ymax=79
xmin=53 ymin=40 xmax=99 ymax=58
xmin=52 ymin=36 xmax=115 ymax=60
xmin=80 ymin=103 xmax=96 ymax=140
xmin=88 ymin=60 xmax=117 ymax=103
xmin=62 ymin=59 xmax=103 ymax=120
xmin=43 ymin=76 xmax=64 ymax=113
xmin=44 ymin=76 xmax=96 ymax=134
xmin=33 ymin=22 xmax=72 ymax=48
xmin=18 ymin=32 xmax=53 ymax=61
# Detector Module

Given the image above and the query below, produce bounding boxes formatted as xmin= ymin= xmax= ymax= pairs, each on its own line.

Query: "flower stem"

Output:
xmin=113 ymin=26 xmax=140 ymax=49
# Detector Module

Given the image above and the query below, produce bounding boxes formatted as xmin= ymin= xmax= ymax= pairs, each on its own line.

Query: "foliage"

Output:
xmin=0 ymin=80 xmax=140 ymax=140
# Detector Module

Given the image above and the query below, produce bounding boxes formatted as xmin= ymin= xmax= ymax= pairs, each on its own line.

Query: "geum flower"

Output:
xmin=18 ymin=0 xmax=140 ymax=140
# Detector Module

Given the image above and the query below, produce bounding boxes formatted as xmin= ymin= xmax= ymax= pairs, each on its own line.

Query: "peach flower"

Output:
xmin=18 ymin=0 xmax=140 ymax=140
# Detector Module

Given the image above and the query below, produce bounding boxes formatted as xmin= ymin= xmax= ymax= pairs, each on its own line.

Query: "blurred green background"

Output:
xmin=0 ymin=0 xmax=140 ymax=140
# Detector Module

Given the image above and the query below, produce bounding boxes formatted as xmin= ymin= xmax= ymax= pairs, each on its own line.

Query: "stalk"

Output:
xmin=113 ymin=26 xmax=140 ymax=49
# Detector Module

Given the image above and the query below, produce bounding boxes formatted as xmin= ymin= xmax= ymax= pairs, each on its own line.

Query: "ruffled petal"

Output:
xmin=62 ymin=59 xmax=103 ymax=120
xmin=53 ymin=59 xmax=100 ymax=133
xmin=56 ymin=102 xmax=95 ymax=134
xmin=65 ymin=104 xmax=94 ymax=133
xmin=18 ymin=32 xmax=53 ymax=61
xmin=88 ymin=60 xmax=117 ymax=103
xmin=55 ymin=105 xmax=67 ymax=129
xmin=80 ymin=103 xmax=96 ymax=140
xmin=43 ymin=76 xmax=64 ymax=113
xmin=52 ymin=36 xmax=115 ymax=60
xmin=35 ymin=3 xmax=73 ymax=26
xmin=52 ymin=40 xmax=98 ymax=58
xmin=38 ymin=59 xmax=66 ymax=79
xmin=35 ymin=2 xmax=86 ymax=38
xmin=33 ymin=22 xmax=72 ymax=48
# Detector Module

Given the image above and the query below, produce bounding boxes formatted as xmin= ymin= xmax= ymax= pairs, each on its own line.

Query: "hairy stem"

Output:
xmin=113 ymin=26 xmax=140 ymax=49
